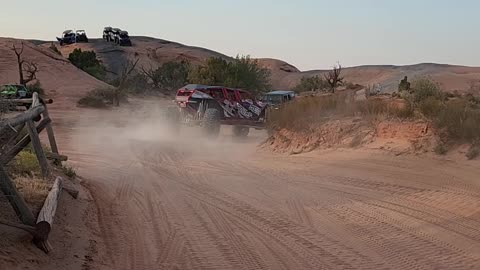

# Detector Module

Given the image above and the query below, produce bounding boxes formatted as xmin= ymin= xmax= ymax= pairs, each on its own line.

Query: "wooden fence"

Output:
xmin=0 ymin=93 xmax=73 ymax=253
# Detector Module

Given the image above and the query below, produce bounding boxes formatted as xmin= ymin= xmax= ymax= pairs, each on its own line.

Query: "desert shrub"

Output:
xmin=435 ymin=99 xmax=480 ymax=142
xmin=68 ymin=49 xmax=106 ymax=80
xmin=27 ymin=81 xmax=45 ymax=95
xmin=434 ymin=141 xmax=449 ymax=155
xmin=294 ymin=76 xmax=328 ymax=93
xmin=77 ymin=95 xmax=106 ymax=108
xmin=267 ymin=94 xmax=402 ymax=130
xmin=411 ymin=78 xmax=444 ymax=104
xmin=125 ymin=73 xmax=151 ymax=94
xmin=143 ymin=61 xmax=190 ymax=94
xmin=9 ymin=150 xmax=41 ymax=176
xmin=398 ymin=76 xmax=411 ymax=92
xmin=62 ymin=163 xmax=77 ymax=179
xmin=49 ymin=43 xmax=61 ymax=55
xmin=356 ymin=99 xmax=389 ymax=115
xmin=391 ymin=100 xmax=415 ymax=118
xmin=466 ymin=143 xmax=479 ymax=160
xmin=418 ymin=96 xmax=443 ymax=117
xmin=77 ymin=87 xmax=118 ymax=108
xmin=13 ymin=176 xmax=50 ymax=210
xmin=188 ymin=56 xmax=270 ymax=96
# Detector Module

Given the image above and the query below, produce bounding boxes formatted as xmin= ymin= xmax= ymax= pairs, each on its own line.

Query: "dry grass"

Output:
xmin=77 ymin=87 xmax=121 ymax=108
xmin=267 ymin=94 xmax=411 ymax=131
xmin=466 ymin=143 xmax=479 ymax=160
xmin=13 ymin=175 xmax=51 ymax=211
xmin=8 ymin=150 xmax=41 ymax=176
xmin=61 ymin=163 xmax=77 ymax=179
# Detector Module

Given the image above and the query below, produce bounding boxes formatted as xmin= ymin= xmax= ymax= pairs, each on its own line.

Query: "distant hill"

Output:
xmin=4 ymin=36 xmax=480 ymax=96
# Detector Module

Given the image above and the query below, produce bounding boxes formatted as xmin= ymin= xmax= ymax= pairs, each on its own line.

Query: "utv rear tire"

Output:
xmin=232 ymin=126 xmax=249 ymax=137
xmin=203 ymin=108 xmax=221 ymax=137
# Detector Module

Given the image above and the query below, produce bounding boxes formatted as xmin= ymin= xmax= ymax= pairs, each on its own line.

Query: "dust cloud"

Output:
xmin=67 ymin=99 xmax=266 ymax=173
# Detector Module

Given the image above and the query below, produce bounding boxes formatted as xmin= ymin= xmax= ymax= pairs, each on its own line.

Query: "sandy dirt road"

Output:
xmin=51 ymin=101 xmax=480 ymax=270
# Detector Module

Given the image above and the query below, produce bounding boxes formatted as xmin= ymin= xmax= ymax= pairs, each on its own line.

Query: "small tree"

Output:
xmin=68 ymin=48 xmax=106 ymax=80
xmin=142 ymin=61 xmax=190 ymax=94
xmin=11 ymin=42 xmax=39 ymax=86
xmin=188 ymin=57 xmax=230 ymax=86
xmin=188 ymin=56 xmax=271 ymax=96
xmin=398 ymin=76 xmax=411 ymax=92
xmin=324 ymin=63 xmax=344 ymax=93
xmin=114 ymin=58 xmax=140 ymax=106
xmin=294 ymin=76 xmax=328 ymax=93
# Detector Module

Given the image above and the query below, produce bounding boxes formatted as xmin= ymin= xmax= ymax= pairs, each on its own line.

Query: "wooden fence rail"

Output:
xmin=0 ymin=93 xmax=71 ymax=253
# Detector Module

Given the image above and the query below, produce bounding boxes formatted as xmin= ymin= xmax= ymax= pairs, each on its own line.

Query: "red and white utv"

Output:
xmin=166 ymin=84 xmax=268 ymax=137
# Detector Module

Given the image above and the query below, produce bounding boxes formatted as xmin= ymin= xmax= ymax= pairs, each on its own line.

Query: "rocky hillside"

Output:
xmin=0 ymin=38 xmax=109 ymax=107
xmin=5 ymin=36 xmax=480 ymax=95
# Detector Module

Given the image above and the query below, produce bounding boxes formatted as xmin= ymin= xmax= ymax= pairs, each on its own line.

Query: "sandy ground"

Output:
xmin=30 ymin=98 xmax=478 ymax=270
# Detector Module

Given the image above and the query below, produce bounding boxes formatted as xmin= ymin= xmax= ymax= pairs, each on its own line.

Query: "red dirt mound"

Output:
xmin=263 ymin=118 xmax=435 ymax=155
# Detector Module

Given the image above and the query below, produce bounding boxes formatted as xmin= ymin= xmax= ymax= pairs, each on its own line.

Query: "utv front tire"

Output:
xmin=203 ymin=108 xmax=221 ymax=137
xmin=232 ymin=126 xmax=249 ymax=138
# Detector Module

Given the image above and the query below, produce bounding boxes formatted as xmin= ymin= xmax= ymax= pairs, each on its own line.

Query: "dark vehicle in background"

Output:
xmin=261 ymin=90 xmax=295 ymax=107
xmin=117 ymin=31 xmax=132 ymax=46
xmin=0 ymin=84 xmax=30 ymax=99
xmin=57 ymin=30 xmax=76 ymax=46
xmin=103 ymin=27 xmax=132 ymax=46
xmin=110 ymin=28 xmax=121 ymax=43
xmin=167 ymin=84 xmax=268 ymax=137
xmin=75 ymin=30 xmax=89 ymax=43
xmin=103 ymin=27 xmax=113 ymax=41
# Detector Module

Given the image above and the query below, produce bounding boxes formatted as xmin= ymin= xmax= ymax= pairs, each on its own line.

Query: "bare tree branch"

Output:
xmin=11 ymin=42 xmax=26 ymax=85
xmin=140 ymin=65 xmax=161 ymax=88
xmin=113 ymin=58 xmax=140 ymax=106
xmin=23 ymin=62 xmax=39 ymax=85
xmin=324 ymin=63 xmax=344 ymax=93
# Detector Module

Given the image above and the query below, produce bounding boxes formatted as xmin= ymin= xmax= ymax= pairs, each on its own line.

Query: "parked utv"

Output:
xmin=57 ymin=30 xmax=76 ymax=46
xmin=75 ymin=30 xmax=89 ymax=43
xmin=261 ymin=90 xmax=295 ymax=108
xmin=103 ymin=27 xmax=113 ymax=41
xmin=0 ymin=84 xmax=31 ymax=99
xmin=117 ymin=31 xmax=132 ymax=46
xmin=167 ymin=84 xmax=268 ymax=138
xmin=110 ymin=28 xmax=121 ymax=43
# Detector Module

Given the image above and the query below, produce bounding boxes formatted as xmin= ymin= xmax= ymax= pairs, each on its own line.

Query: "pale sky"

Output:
xmin=1 ymin=0 xmax=479 ymax=70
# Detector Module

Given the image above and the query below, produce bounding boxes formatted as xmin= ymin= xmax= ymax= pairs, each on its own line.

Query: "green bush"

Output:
xmin=9 ymin=150 xmax=41 ymax=176
xmin=411 ymin=78 xmax=444 ymax=104
xmin=27 ymin=81 xmax=45 ymax=95
xmin=294 ymin=76 xmax=328 ymax=93
xmin=418 ymin=96 xmax=443 ymax=117
xmin=77 ymin=88 xmax=119 ymax=108
xmin=434 ymin=142 xmax=448 ymax=155
xmin=62 ymin=164 xmax=77 ymax=179
xmin=68 ymin=49 xmax=107 ymax=81
xmin=466 ymin=143 xmax=479 ymax=160
xmin=435 ymin=99 xmax=480 ymax=142
xmin=188 ymin=56 xmax=270 ymax=96
xmin=49 ymin=43 xmax=62 ymax=55
xmin=143 ymin=61 xmax=190 ymax=94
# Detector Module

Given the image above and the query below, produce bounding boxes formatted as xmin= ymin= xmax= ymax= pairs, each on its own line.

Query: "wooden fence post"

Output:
xmin=0 ymin=164 xmax=35 ymax=226
xmin=41 ymin=106 xmax=59 ymax=155
xmin=35 ymin=177 xmax=63 ymax=253
xmin=1 ymin=117 xmax=51 ymax=165
xmin=26 ymin=119 xmax=50 ymax=178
